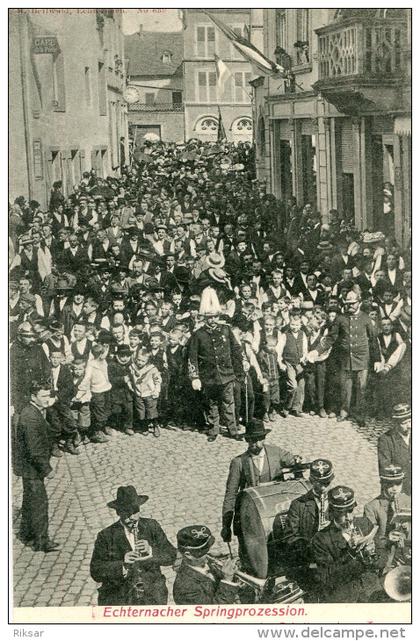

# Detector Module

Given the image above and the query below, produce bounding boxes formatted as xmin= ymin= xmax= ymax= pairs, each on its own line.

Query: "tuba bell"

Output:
xmin=384 ymin=565 xmax=411 ymax=602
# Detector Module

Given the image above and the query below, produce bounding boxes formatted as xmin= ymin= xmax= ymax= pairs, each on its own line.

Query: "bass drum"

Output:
xmin=240 ymin=479 xmax=311 ymax=579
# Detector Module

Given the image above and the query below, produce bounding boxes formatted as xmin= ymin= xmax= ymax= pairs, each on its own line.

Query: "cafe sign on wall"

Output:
xmin=32 ymin=36 xmax=60 ymax=54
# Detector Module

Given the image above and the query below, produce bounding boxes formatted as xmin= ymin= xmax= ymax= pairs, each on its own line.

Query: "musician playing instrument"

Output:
xmin=364 ymin=465 xmax=411 ymax=572
xmin=280 ymin=459 xmax=335 ymax=568
xmin=311 ymin=486 xmax=384 ymax=603
xmin=173 ymin=525 xmax=239 ymax=605
xmin=90 ymin=485 xmax=176 ymax=605
xmin=221 ymin=419 xmax=301 ymax=570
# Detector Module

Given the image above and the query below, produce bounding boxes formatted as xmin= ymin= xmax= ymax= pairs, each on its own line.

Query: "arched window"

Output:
xmin=195 ymin=116 xmax=219 ymax=134
xmin=231 ymin=117 xmax=253 ymax=139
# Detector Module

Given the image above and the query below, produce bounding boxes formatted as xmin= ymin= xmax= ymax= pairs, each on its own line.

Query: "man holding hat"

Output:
xmin=364 ymin=464 xmax=411 ymax=571
xmin=281 ymin=459 xmax=334 ymax=566
xmin=173 ymin=525 xmax=239 ymax=604
xmin=378 ymin=404 xmax=411 ymax=495
xmin=311 ymin=486 xmax=383 ymax=602
xmin=221 ymin=419 xmax=301 ymax=568
xmin=90 ymin=485 xmax=176 ymax=605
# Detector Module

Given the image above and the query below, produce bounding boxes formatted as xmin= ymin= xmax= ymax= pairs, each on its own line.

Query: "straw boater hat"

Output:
xmin=199 ymin=286 xmax=221 ymax=316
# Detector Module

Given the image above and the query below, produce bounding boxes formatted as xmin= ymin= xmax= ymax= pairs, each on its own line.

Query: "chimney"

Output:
xmin=137 ymin=24 xmax=143 ymax=38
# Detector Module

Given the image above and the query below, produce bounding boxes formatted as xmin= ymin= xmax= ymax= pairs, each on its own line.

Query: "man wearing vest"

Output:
xmin=221 ymin=419 xmax=301 ymax=571
xmin=277 ymin=315 xmax=308 ymax=417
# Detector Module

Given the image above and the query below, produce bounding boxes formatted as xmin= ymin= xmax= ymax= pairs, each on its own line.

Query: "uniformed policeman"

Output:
xmin=323 ymin=289 xmax=382 ymax=426
xmin=187 ymin=287 xmax=244 ymax=442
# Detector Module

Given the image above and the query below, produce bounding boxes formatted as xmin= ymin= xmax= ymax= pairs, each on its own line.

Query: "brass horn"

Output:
xmin=384 ymin=565 xmax=411 ymax=602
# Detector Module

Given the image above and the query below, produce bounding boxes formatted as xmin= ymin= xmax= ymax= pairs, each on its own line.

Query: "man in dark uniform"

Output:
xmin=321 ymin=289 xmax=382 ymax=426
xmin=173 ymin=525 xmax=239 ymax=604
xmin=90 ymin=486 xmax=176 ymax=605
xmin=378 ymin=404 xmax=411 ymax=495
xmin=221 ymin=419 xmax=301 ymax=570
xmin=187 ymin=287 xmax=244 ymax=442
xmin=280 ymin=459 xmax=335 ymax=566
xmin=10 ymin=322 xmax=51 ymax=416
xmin=364 ymin=464 xmax=411 ymax=572
xmin=311 ymin=486 xmax=383 ymax=603
xmin=16 ymin=380 xmax=59 ymax=552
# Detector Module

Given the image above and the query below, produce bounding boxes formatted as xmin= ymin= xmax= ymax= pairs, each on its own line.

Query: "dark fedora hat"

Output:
xmin=244 ymin=418 xmax=271 ymax=442
xmin=107 ymin=485 xmax=149 ymax=513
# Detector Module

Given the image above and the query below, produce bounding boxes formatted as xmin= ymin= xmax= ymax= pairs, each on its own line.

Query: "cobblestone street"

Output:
xmin=12 ymin=415 xmax=391 ymax=608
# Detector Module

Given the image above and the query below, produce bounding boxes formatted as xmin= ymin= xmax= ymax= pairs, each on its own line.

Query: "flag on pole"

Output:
xmin=205 ymin=10 xmax=286 ymax=77
xmin=217 ymin=107 xmax=227 ymax=143
xmin=215 ymin=54 xmax=231 ymax=95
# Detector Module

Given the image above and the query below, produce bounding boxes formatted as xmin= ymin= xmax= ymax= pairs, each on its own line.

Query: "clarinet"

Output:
xmin=126 ymin=522 xmax=149 ymax=605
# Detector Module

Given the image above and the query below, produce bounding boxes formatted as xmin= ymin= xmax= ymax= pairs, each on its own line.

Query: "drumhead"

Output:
xmin=240 ymin=480 xmax=311 ymax=578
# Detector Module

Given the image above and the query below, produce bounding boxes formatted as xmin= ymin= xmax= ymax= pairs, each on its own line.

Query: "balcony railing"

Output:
xmin=128 ymin=102 xmax=184 ymax=112
xmin=316 ymin=17 xmax=406 ymax=80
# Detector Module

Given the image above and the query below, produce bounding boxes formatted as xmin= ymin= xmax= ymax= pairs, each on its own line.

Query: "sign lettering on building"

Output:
xmin=32 ymin=36 xmax=60 ymax=54
xmin=33 ymin=140 xmax=43 ymax=179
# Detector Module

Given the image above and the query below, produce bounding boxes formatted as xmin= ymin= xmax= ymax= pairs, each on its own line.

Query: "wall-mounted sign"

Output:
xmin=33 ymin=140 xmax=43 ymax=179
xmin=32 ymin=36 xmax=60 ymax=55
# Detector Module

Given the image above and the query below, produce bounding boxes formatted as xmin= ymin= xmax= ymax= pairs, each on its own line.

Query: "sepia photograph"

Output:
xmin=8 ymin=5 xmax=412 ymax=625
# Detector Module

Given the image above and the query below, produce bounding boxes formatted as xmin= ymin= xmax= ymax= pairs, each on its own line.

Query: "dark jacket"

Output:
xmin=378 ymin=428 xmax=411 ymax=495
xmin=90 ymin=518 xmax=177 ymax=606
xmin=325 ymin=311 xmax=381 ymax=371
xmin=282 ymin=490 xmax=327 ymax=546
xmin=108 ymin=359 xmax=132 ymax=405
xmin=173 ymin=562 xmax=238 ymax=605
xmin=188 ymin=324 xmax=244 ymax=387
xmin=10 ymin=340 xmax=50 ymax=412
xmin=311 ymin=517 xmax=380 ymax=602
xmin=222 ymin=444 xmax=296 ymax=534
xmin=53 ymin=364 xmax=76 ymax=406
xmin=16 ymin=403 xmax=52 ymax=479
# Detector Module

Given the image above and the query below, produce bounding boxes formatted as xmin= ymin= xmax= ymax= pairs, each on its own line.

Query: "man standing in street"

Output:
xmin=16 ymin=380 xmax=59 ymax=552
xmin=378 ymin=404 xmax=411 ymax=495
xmin=321 ymin=289 xmax=381 ymax=426
xmin=188 ymin=287 xmax=244 ymax=442
xmin=221 ymin=419 xmax=301 ymax=570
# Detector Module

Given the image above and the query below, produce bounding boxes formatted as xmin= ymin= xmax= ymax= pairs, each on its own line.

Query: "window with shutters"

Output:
xmin=84 ymin=66 xmax=91 ymax=106
xmin=98 ymin=61 xmax=107 ymax=115
xmin=52 ymin=52 xmax=66 ymax=111
xmin=197 ymin=71 xmax=217 ymax=103
xmin=275 ymin=10 xmax=287 ymax=50
xmin=234 ymin=71 xmax=252 ymax=103
xmin=295 ymin=9 xmax=310 ymax=64
xmin=196 ymin=25 xmax=216 ymax=57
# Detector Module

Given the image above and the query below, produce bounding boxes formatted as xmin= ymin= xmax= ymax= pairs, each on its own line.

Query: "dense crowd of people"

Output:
xmin=10 ymin=140 xmax=411 ymax=599
xmin=10 ymin=138 xmax=411 ymax=452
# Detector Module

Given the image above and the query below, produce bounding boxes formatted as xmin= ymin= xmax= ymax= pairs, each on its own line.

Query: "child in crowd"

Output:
xmin=70 ymin=357 xmax=91 ymax=445
xmin=258 ymin=335 xmax=281 ymax=422
xmin=126 ymin=347 xmax=162 ymax=437
xmin=83 ymin=341 xmax=112 ymax=443
xmin=108 ymin=344 xmax=135 ymax=435
xmin=165 ymin=329 xmax=187 ymax=429
xmin=278 ymin=315 xmax=308 ymax=417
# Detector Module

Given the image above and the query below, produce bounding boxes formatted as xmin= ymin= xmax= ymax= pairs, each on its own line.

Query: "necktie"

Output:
xmin=386 ymin=500 xmax=396 ymax=535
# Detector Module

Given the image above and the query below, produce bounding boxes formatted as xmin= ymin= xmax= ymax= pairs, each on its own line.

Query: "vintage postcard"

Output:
xmin=8 ymin=3 xmax=412 ymax=629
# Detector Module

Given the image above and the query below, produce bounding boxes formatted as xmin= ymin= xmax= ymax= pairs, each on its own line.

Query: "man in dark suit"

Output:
xmin=173 ymin=525 xmax=238 ymax=604
xmin=187 ymin=288 xmax=244 ymax=442
xmin=16 ymin=380 xmax=59 ymax=552
xmin=90 ymin=486 xmax=176 ymax=605
xmin=221 ymin=419 xmax=300 ymax=570
xmin=378 ymin=404 xmax=411 ymax=495
xmin=321 ymin=289 xmax=382 ymax=426
xmin=47 ymin=349 xmax=79 ymax=455
xmin=280 ymin=459 xmax=335 ymax=566
xmin=311 ymin=486 xmax=383 ymax=602
xmin=62 ymin=234 xmax=90 ymax=274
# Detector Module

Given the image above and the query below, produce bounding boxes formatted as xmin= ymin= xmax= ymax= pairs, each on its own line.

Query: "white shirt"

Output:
xmin=250 ymin=449 xmax=266 ymax=475
xmin=51 ymin=365 xmax=60 ymax=391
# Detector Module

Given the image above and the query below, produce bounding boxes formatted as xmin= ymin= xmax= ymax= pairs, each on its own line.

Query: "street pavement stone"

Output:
xmin=12 ymin=415 xmax=392 ymax=607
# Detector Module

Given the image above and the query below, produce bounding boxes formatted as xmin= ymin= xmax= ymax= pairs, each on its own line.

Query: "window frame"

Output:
xmin=195 ymin=23 xmax=217 ymax=58
xmin=196 ymin=69 xmax=217 ymax=103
